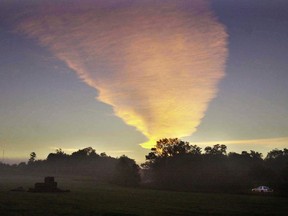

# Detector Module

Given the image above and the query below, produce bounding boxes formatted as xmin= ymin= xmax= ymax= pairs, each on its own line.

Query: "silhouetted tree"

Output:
xmin=71 ymin=147 xmax=99 ymax=160
xmin=143 ymin=139 xmax=205 ymax=190
xmin=146 ymin=138 xmax=192 ymax=161
xmin=250 ymin=150 xmax=263 ymax=160
xmin=56 ymin=148 xmax=65 ymax=155
xmin=47 ymin=148 xmax=68 ymax=162
xmin=190 ymin=145 xmax=202 ymax=155
xmin=28 ymin=152 xmax=36 ymax=165
xmin=266 ymin=148 xmax=288 ymax=161
xmin=100 ymin=152 xmax=107 ymax=157
xmin=204 ymin=144 xmax=227 ymax=155
xmin=113 ymin=155 xmax=140 ymax=186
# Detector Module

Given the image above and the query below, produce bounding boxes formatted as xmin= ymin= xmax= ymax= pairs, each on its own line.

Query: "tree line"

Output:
xmin=0 ymin=139 xmax=287 ymax=195
xmin=0 ymin=147 xmax=140 ymax=187
xmin=142 ymin=138 xmax=288 ymax=195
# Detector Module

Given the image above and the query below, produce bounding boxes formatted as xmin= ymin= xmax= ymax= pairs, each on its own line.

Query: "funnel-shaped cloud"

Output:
xmin=18 ymin=0 xmax=227 ymax=148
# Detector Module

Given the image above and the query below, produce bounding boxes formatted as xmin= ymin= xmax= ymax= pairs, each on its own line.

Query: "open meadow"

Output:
xmin=0 ymin=175 xmax=287 ymax=216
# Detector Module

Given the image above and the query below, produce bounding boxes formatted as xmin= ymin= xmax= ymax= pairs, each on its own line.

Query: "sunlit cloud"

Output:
xmin=17 ymin=0 xmax=227 ymax=148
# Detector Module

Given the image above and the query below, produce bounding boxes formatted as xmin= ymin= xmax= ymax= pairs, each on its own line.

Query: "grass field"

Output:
xmin=0 ymin=175 xmax=287 ymax=216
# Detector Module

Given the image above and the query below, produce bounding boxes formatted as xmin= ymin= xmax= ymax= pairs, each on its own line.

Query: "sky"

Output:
xmin=1 ymin=0 xmax=288 ymax=164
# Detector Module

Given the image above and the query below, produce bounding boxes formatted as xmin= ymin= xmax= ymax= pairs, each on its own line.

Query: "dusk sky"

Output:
xmin=1 ymin=0 xmax=288 ymax=164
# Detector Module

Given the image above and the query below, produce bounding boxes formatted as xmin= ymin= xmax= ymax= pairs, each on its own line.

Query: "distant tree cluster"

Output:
xmin=142 ymin=138 xmax=288 ymax=195
xmin=0 ymin=147 xmax=140 ymax=187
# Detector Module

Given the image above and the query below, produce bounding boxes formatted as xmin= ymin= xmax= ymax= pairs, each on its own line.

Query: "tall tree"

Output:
xmin=146 ymin=138 xmax=192 ymax=160
xmin=113 ymin=155 xmax=140 ymax=186
xmin=28 ymin=152 xmax=36 ymax=164
xmin=204 ymin=144 xmax=227 ymax=155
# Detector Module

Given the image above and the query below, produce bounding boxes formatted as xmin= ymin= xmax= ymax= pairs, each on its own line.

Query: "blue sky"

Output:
xmin=190 ymin=0 xmax=288 ymax=152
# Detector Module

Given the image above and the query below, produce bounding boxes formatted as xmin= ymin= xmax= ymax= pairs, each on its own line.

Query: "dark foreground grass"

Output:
xmin=0 ymin=176 xmax=287 ymax=216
